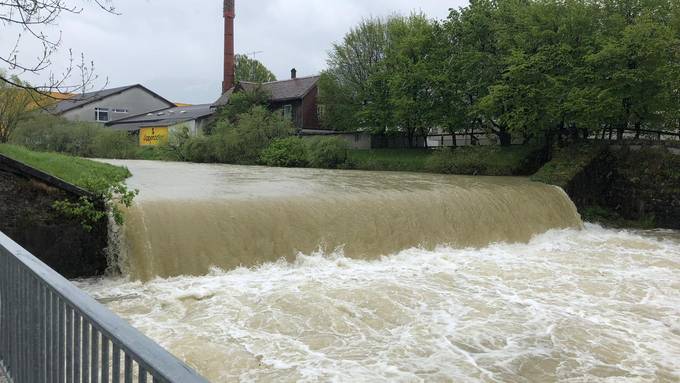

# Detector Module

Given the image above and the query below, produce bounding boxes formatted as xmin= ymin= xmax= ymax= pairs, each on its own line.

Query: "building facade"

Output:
xmin=52 ymin=85 xmax=175 ymax=124
xmin=214 ymin=71 xmax=321 ymax=131
xmin=106 ymin=104 xmax=215 ymax=146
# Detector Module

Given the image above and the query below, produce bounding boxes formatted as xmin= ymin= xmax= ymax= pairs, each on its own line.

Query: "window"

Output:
xmin=283 ymin=104 xmax=293 ymax=121
xmin=94 ymin=108 xmax=109 ymax=122
xmin=112 ymin=108 xmax=129 ymax=114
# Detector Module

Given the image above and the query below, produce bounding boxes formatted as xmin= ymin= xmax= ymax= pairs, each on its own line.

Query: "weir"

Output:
xmin=110 ymin=161 xmax=583 ymax=280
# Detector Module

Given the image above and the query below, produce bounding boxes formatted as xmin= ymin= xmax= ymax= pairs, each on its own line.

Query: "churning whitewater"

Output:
xmin=87 ymin=160 xmax=679 ymax=382
xmin=104 ymin=160 xmax=582 ymax=280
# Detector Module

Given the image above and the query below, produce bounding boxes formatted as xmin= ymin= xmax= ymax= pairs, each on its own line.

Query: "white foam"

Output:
xmin=77 ymin=225 xmax=680 ymax=382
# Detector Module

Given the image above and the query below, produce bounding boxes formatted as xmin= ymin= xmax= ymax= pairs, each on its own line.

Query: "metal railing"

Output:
xmin=0 ymin=231 xmax=210 ymax=383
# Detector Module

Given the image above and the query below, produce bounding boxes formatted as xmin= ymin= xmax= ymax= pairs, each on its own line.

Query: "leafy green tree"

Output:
xmin=587 ymin=0 xmax=679 ymax=139
xmin=384 ymin=14 xmax=438 ymax=147
xmin=317 ymin=72 xmax=361 ymax=131
xmin=235 ymin=54 xmax=277 ymax=83
xmin=441 ymin=0 xmax=515 ymax=146
xmin=321 ymin=17 xmax=393 ymax=132
xmin=213 ymin=87 xmax=271 ymax=125
xmin=209 ymin=106 xmax=294 ymax=164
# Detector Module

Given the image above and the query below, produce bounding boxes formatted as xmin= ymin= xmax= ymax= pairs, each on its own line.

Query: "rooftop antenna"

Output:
xmin=247 ymin=51 xmax=264 ymax=60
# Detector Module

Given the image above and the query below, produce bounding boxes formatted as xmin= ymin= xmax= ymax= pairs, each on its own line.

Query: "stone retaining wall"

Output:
xmin=0 ymin=155 xmax=108 ymax=278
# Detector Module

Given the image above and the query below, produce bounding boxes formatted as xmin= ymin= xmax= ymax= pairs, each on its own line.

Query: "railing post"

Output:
xmin=0 ymin=231 xmax=210 ymax=383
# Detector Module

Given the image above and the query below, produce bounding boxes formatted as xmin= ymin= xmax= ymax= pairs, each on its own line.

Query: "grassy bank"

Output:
xmin=530 ymin=144 xmax=607 ymax=189
xmin=531 ymin=143 xmax=680 ymax=229
xmin=0 ymin=144 xmax=131 ymax=191
xmin=348 ymin=149 xmax=433 ymax=172
xmin=348 ymin=145 xmax=542 ymax=176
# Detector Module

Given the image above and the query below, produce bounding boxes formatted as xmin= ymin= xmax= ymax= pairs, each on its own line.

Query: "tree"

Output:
xmin=235 ymin=54 xmax=276 ymax=83
xmin=587 ymin=0 xmax=679 ymax=140
xmin=440 ymin=0 xmax=515 ymax=146
xmin=384 ymin=14 xmax=438 ymax=147
xmin=213 ymin=86 xmax=271 ymax=125
xmin=317 ymin=71 xmax=361 ymax=131
xmin=321 ymin=17 xmax=393 ymax=132
xmin=0 ymin=73 xmax=39 ymax=142
xmin=1 ymin=0 xmax=116 ymax=94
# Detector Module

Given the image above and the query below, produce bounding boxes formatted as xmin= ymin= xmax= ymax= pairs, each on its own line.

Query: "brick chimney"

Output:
xmin=291 ymin=68 xmax=297 ymax=79
xmin=222 ymin=0 xmax=236 ymax=94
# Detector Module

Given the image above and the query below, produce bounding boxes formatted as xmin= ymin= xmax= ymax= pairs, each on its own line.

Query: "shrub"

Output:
xmin=89 ymin=130 xmax=139 ymax=159
xmin=260 ymin=137 xmax=309 ymax=167
xmin=306 ymin=136 xmax=350 ymax=169
xmin=11 ymin=112 xmax=138 ymax=158
xmin=426 ymin=145 xmax=541 ymax=176
xmin=207 ymin=106 xmax=294 ymax=164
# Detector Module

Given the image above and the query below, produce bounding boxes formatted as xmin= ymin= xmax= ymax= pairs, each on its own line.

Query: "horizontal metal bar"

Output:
xmin=0 ymin=231 xmax=209 ymax=383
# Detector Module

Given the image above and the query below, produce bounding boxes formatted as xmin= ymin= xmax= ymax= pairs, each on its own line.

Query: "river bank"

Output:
xmin=532 ymin=143 xmax=680 ymax=229
xmin=2 ymin=142 xmax=678 ymax=230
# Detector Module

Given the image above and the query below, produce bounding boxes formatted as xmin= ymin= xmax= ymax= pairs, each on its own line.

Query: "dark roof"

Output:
xmin=106 ymin=104 xmax=215 ymax=131
xmin=52 ymin=84 xmax=174 ymax=115
xmin=213 ymin=75 xmax=320 ymax=107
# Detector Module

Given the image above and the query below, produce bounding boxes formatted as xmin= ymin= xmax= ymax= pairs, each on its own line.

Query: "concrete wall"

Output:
xmin=0 ymin=157 xmax=108 ymax=278
xmin=564 ymin=145 xmax=680 ymax=229
xmin=61 ymin=87 xmax=173 ymax=124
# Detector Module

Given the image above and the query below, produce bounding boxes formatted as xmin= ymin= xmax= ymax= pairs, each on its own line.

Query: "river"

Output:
xmin=79 ymin=160 xmax=679 ymax=382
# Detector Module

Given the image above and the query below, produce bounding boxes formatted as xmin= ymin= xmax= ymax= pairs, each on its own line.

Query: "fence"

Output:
xmin=0 ymin=231 xmax=209 ymax=383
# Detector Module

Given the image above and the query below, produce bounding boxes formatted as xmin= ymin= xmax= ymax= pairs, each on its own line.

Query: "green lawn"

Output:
xmin=0 ymin=144 xmax=131 ymax=191
xmin=348 ymin=149 xmax=433 ymax=172
xmin=530 ymin=144 xmax=606 ymax=188
xmin=348 ymin=145 xmax=542 ymax=176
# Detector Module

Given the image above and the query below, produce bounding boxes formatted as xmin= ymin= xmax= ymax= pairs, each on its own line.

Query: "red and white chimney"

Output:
xmin=222 ymin=0 xmax=236 ymax=94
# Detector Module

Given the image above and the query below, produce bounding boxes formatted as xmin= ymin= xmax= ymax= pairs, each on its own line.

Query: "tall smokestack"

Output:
xmin=222 ymin=0 xmax=236 ymax=94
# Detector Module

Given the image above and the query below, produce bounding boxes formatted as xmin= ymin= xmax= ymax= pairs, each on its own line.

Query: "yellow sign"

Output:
xmin=139 ymin=127 xmax=169 ymax=146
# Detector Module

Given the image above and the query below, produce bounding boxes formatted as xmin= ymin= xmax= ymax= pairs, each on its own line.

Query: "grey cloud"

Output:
xmin=2 ymin=1 xmax=466 ymax=104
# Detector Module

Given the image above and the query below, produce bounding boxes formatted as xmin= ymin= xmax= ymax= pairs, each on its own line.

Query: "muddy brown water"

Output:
xmin=80 ymin=160 xmax=679 ymax=382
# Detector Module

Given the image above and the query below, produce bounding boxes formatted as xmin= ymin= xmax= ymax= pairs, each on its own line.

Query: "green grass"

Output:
xmin=348 ymin=149 xmax=433 ymax=172
xmin=347 ymin=146 xmax=543 ymax=175
xmin=425 ymin=145 xmax=543 ymax=176
xmin=531 ymin=144 xmax=606 ymax=188
xmin=0 ymin=144 xmax=131 ymax=192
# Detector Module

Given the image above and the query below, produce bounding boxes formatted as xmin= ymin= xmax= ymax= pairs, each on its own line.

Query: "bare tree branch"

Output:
xmin=0 ymin=0 xmax=117 ymax=96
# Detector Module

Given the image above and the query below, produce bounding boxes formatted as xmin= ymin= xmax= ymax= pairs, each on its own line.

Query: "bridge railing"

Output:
xmin=0 ymin=231 xmax=209 ymax=383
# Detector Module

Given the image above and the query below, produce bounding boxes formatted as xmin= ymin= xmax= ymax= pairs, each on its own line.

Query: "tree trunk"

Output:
xmin=497 ymin=130 xmax=512 ymax=146
xmin=407 ymin=129 xmax=414 ymax=148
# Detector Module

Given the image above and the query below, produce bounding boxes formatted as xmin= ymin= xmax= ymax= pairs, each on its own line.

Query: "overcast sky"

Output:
xmin=2 ymin=1 xmax=467 ymax=104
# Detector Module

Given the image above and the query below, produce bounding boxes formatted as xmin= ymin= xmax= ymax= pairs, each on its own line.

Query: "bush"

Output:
xmin=347 ymin=149 xmax=432 ymax=172
xmin=306 ymin=136 xmax=350 ymax=169
xmin=204 ymin=106 xmax=294 ymax=164
xmin=11 ymin=113 xmax=139 ymax=158
xmin=426 ymin=145 xmax=541 ymax=176
xmin=260 ymin=137 xmax=309 ymax=167
xmin=90 ymin=130 xmax=140 ymax=159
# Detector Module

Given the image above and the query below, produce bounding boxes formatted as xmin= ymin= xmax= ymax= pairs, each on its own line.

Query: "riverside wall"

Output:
xmin=564 ymin=144 xmax=680 ymax=229
xmin=0 ymin=155 xmax=108 ymax=278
